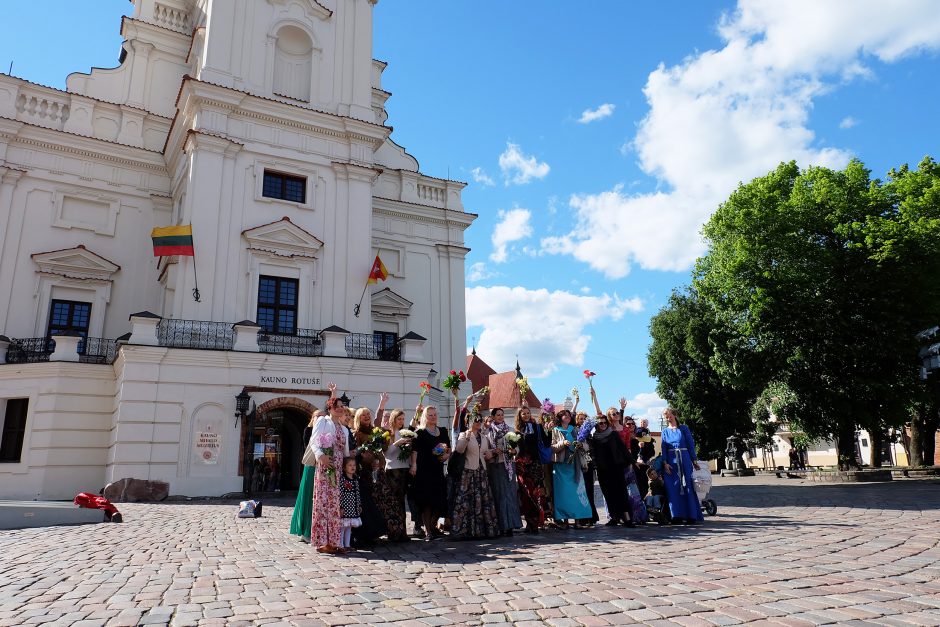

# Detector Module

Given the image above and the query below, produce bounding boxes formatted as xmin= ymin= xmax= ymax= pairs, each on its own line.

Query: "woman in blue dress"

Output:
xmin=550 ymin=409 xmax=591 ymax=528
xmin=660 ymin=408 xmax=704 ymax=524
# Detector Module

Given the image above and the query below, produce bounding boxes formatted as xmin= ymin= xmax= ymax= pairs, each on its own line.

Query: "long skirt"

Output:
xmin=541 ymin=462 xmax=555 ymax=522
xmin=515 ymin=456 xmax=546 ymax=528
xmin=311 ymin=464 xmax=342 ymax=549
xmin=664 ymin=450 xmax=704 ymax=521
xmin=352 ymin=473 xmax=388 ymax=546
xmin=596 ymin=464 xmax=629 ymax=521
xmin=289 ymin=465 xmax=316 ymax=539
xmin=578 ymin=464 xmax=600 ymax=525
xmin=487 ymin=461 xmax=522 ymax=532
xmin=553 ymin=461 xmax=591 ymax=521
xmin=451 ymin=467 xmax=499 ymax=539
xmin=376 ymin=468 xmax=409 ymax=541
xmin=625 ymin=465 xmax=648 ymax=523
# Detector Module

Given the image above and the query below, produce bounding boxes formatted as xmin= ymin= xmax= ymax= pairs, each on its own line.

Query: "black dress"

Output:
xmin=589 ymin=430 xmax=632 ymax=519
xmin=412 ymin=426 xmax=450 ymax=518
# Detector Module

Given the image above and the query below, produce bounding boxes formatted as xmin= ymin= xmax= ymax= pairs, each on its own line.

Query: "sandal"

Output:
xmin=316 ymin=545 xmax=338 ymax=554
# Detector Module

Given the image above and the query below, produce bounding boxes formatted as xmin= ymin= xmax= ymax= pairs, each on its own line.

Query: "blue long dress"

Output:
xmin=661 ymin=424 xmax=703 ymax=521
xmin=552 ymin=425 xmax=591 ymax=521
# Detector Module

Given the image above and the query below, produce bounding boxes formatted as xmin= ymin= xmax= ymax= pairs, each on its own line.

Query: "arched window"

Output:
xmin=273 ymin=25 xmax=314 ymax=102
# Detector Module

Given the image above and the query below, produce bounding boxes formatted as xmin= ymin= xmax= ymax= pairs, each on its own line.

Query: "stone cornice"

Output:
xmin=373 ymin=200 xmax=477 ymax=229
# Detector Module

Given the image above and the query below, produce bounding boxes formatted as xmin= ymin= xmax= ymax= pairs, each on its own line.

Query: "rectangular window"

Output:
xmin=0 ymin=399 xmax=29 ymax=463
xmin=257 ymin=276 xmax=299 ymax=335
xmin=373 ymin=331 xmax=398 ymax=360
xmin=262 ymin=171 xmax=306 ymax=203
xmin=47 ymin=300 xmax=92 ymax=338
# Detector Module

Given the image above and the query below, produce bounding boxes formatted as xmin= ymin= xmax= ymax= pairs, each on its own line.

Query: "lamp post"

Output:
xmin=339 ymin=392 xmax=351 ymax=407
xmin=235 ymin=389 xmax=251 ymax=426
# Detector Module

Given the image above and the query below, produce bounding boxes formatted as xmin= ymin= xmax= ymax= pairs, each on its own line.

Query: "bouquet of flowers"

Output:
xmin=418 ymin=380 xmax=432 ymax=404
xmin=431 ymin=442 xmax=450 ymax=460
xmin=442 ymin=369 xmax=466 ymax=396
xmin=516 ymin=376 xmax=529 ymax=403
xmin=396 ymin=428 xmax=417 ymax=462
xmin=505 ymin=431 xmax=521 ymax=452
xmin=477 ymin=385 xmax=490 ymax=398
xmin=577 ymin=417 xmax=596 ymax=443
xmin=570 ymin=387 xmax=579 ymax=400
xmin=583 ymin=369 xmax=596 ymax=390
xmin=316 ymin=432 xmax=337 ymax=486
xmin=361 ymin=427 xmax=390 ymax=456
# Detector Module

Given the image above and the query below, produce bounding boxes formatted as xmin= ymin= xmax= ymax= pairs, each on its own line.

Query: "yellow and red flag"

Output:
xmin=151 ymin=225 xmax=194 ymax=257
xmin=367 ymin=255 xmax=389 ymax=284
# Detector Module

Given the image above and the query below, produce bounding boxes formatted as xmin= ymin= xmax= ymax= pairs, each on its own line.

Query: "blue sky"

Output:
xmin=3 ymin=1 xmax=940 ymax=424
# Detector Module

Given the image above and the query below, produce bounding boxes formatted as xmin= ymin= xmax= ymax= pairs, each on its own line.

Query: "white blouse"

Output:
xmin=307 ymin=415 xmax=350 ymax=463
xmin=384 ymin=428 xmax=411 ymax=470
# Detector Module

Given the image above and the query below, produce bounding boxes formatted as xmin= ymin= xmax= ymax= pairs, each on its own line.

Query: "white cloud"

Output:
xmin=544 ymin=0 xmax=940 ymax=278
xmin=466 ymin=262 xmax=495 ymax=282
xmin=490 ymin=208 xmax=533 ymax=263
xmin=466 ymin=286 xmax=642 ymax=379
xmin=470 ymin=167 xmax=495 ymax=187
xmin=839 ymin=116 xmax=859 ymax=129
xmin=624 ymin=392 xmax=668 ymax=426
xmin=498 ymin=142 xmax=550 ymax=185
xmin=578 ymin=103 xmax=616 ymax=124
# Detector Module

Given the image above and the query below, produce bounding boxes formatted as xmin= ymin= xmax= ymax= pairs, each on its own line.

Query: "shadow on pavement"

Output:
xmin=710 ymin=478 xmax=940 ymax=510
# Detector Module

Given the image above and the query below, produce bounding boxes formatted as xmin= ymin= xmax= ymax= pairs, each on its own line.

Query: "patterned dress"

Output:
xmin=311 ymin=421 xmax=345 ymax=549
xmin=339 ymin=474 xmax=362 ymax=528
xmin=451 ymin=431 xmax=500 ymax=539
xmin=515 ymin=422 xmax=547 ymax=529
xmin=376 ymin=427 xmax=411 ymax=541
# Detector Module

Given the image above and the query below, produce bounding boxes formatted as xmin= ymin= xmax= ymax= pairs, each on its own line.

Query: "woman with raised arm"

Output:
xmin=446 ymin=394 xmax=475 ymax=528
xmin=590 ymin=388 xmax=641 ymax=525
xmin=351 ymin=394 xmax=389 ymax=546
xmin=574 ymin=410 xmax=599 ymax=527
xmin=587 ymin=412 xmax=634 ymax=527
xmin=514 ymin=403 xmax=548 ymax=534
xmin=661 ymin=408 xmax=704 ymax=524
xmin=484 ymin=407 xmax=523 ymax=536
xmin=310 ymin=382 xmax=350 ymax=554
xmin=451 ymin=410 xmax=500 ymax=539
xmin=409 ymin=406 xmax=450 ymax=541
xmin=376 ymin=408 xmax=411 ymax=542
xmin=290 ymin=406 xmax=322 ymax=543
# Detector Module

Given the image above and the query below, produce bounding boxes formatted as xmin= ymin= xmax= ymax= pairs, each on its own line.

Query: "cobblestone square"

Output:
xmin=1 ymin=476 xmax=939 ymax=626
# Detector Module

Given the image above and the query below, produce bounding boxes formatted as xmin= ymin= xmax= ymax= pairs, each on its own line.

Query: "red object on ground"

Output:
xmin=74 ymin=493 xmax=122 ymax=521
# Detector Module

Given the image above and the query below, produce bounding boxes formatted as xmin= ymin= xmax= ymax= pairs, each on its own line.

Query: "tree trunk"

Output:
xmin=869 ymin=426 xmax=883 ymax=468
xmin=924 ymin=410 xmax=939 ymax=466
xmin=836 ymin=420 xmax=859 ymax=470
xmin=910 ymin=407 xmax=926 ymax=467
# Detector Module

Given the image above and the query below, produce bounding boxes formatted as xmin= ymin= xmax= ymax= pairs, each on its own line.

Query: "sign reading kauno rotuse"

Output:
xmin=259 ymin=374 xmax=323 ymax=387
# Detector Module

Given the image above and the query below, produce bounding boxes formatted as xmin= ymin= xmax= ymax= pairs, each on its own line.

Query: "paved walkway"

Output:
xmin=1 ymin=476 xmax=939 ymax=626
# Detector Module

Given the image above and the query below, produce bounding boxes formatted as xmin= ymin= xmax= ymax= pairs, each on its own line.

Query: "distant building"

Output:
xmin=0 ymin=0 xmax=475 ymax=499
xmin=464 ymin=351 xmax=539 ymax=418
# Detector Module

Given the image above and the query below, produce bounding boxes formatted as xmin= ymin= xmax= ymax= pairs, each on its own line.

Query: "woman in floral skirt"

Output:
xmin=514 ymin=404 xmax=547 ymax=534
xmin=310 ymin=388 xmax=350 ymax=554
xmin=376 ymin=408 xmax=412 ymax=541
xmin=451 ymin=412 xmax=500 ymax=539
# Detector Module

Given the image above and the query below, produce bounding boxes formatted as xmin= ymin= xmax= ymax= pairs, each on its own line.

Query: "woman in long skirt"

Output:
xmin=551 ymin=409 xmax=591 ymax=527
xmin=514 ymin=404 xmax=547 ymax=534
xmin=484 ymin=408 xmax=522 ymax=536
xmin=311 ymin=394 xmax=350 ymax=553
xmin=574 ymin=411 xmax=599 ymax=526
xmin=376 ymin=409 xmax=411 ymax=541
xmin=588 ymin=414 xmax=634 ymax=527
xmin=351 ymin=400 xmax=388 ymax=546
xmin=451 ymin=413 xmax=500 ymax=539
xmin=409 ymin=406 xmax=450 ymax=541
xmin=290 ymin=409 xmax=321 ymax=542
xmin=661 ymin=408 xmax=704 ymax=524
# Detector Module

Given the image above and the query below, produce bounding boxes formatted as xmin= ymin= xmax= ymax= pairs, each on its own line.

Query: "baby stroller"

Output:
xmin=693 ymin=466 xmax=718 ymax=516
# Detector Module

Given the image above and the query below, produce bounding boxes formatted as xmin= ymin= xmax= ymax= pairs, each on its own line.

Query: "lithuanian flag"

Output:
xmin=151 ymin=225 xmax=195 ymax=257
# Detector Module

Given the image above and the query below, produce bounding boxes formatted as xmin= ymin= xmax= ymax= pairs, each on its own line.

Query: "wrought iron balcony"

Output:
xmin=346 ymin=332 xmax=400 ymax=361
xmin=5 ymin=337 xmax=54 ymax=364
xmin=258 ymin=328 xmax=323 ymax=357
xmin=157 ymin=319 xmax=234 ymax=351
xmin=79 ymin=337 xmax=119 ymax=365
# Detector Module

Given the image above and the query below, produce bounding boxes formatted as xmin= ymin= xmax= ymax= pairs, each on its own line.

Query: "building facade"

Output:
xmin=0 ymin=0 xmax=474 ymax=499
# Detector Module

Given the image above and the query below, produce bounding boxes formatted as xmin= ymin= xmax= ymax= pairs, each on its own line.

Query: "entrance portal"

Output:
xmin=244 ymin=397 xmax=316 ymax=494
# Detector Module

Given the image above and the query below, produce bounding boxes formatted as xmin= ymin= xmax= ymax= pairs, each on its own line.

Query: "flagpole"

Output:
xmin=191 ymin=248 xmax=201 ymax=303
xmin=353 ymin=281 xmax=369 ymax=317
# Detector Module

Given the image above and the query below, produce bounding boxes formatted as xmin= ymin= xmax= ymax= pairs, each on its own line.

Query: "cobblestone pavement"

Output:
xmin=1 ymin=476 xmax=939 ymax=627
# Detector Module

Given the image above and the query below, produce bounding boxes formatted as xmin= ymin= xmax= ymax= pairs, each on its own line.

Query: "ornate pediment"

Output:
xmin=266 ymin=0 xmax=332 ymax=20
xmin=31 ymin=245 xmax=120 ymax=281
xmin=372 ymin=287 xmax=412 ymax=318
xmin=243 ymin=217 xmax=324 ymax=258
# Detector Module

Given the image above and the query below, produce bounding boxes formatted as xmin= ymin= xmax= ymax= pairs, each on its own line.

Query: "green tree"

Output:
xmin=647 ymin=288 xmax=754 ymax=460
xmin=694 ymin=158 xmax=940 ymax=469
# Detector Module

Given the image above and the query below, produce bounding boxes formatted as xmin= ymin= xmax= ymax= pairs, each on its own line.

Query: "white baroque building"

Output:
xmin=0 ymin=0 xmax=474 ymax=499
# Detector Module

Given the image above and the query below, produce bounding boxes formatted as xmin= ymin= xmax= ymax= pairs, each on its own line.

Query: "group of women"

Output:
xmin=291 ymin=383 xmax=705 ymax=554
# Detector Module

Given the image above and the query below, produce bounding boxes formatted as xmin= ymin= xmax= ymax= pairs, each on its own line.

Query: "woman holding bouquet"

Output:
xmin=352 ymin=398 xmax=389 ymax=546
xmin=310 ymin=386 xmax=351 ymax=553
xmin=574 ymin=411 xmax=600 ymax=527
xmin=592 ymin=389 xmax=646 ymax=524
xmin=484 ymin=407 xmax=522 ymax=536
xmin=514 ymin=404 xmax=548 ymax=534
xmin=410 ymin=406 xmax=450 ymax=541
xmin=451 ymin=413 xmax=500 ymax=539
xmin=376 ymin=408 xmax=412 ymax=542
xmin=550 ymin=409 xmax=592 ymax=528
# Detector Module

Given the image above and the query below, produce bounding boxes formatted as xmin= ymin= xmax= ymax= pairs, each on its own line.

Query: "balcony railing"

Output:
xmin=5 ymin=337 xmax=54 ymax=364
xmin=157 ymin=319 xmax=234 ymax=351
xmin=346 ymin=333 xmax=400 ymax=361
xmin=258 ymin=328 xmax=323 ymax=357
xmin=79 ymin=337 xmax=118 ymax=365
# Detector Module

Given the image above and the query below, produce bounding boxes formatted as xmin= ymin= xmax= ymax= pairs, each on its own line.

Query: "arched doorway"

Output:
xmin=246 ymin=397 xmax=316 ymax=493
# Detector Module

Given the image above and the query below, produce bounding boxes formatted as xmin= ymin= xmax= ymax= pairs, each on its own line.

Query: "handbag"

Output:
xmin=537 ymin=425 xmax=553 ymax=464
xmin=302 ymin=440 xmax=317 ymax=466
